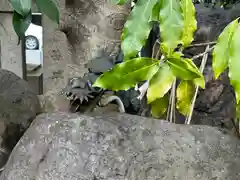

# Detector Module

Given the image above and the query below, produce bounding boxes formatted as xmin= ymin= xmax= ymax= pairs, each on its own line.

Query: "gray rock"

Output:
xmin=1 ymin=111 xmax=240 ymax=180
xmin=0 ymin=68 xmax=41 ymax=152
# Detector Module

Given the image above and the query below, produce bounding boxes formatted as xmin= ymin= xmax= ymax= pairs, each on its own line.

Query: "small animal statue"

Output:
xmin=60 ymin=21 xmax=161 ymax=115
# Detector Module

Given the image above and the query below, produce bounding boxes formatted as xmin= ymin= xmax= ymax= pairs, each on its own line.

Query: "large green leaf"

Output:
xmin=176 ymin=80 xmax=195 ymax=116
xmin=12 ymin=10 xmax=32 ymax=37
xmin=121 ymin=0 xmax=159 ymax=59
xmin=228 ymin=24 xmax=240 ymax=104
xmin=212 ymin=18 xmax=239 ymax=79
xmin=36 ymin=0 xmax=59 ymax=24
xmin=193 ymin=76 xmax=205 ymax=89
xmin=166 ymin=53 xmax=205 ymax=88
xmin=159 ymin=0 xmax=184 ymax=54
xmin=93 ymin=57 xmax=160 ymax=91
xmin=147 ymin=63 xmax=175 ymax=103
xmin=150 ymin=1 xmax=161 ymax=21
xmin=150 ymin=93 xmax=169 ymax=118
xmin=9 ymin=0 xmax=31 ymax=16
xmin=109 ymin=0 xmax=129 ymax=5
xmin=180 ymin=0 xmax=197 ymax=47
xmin=236 ymin=103 xmax=240 ymax=119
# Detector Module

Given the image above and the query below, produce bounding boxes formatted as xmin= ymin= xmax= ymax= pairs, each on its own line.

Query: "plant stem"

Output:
xmin=186 ymin=45 xmax=210 ymax=124
xmin=188 ymin=41 xmax=216 ymax=47
xmin=152 ymin=39 xmax=161 ymax=59
xmin=169 ymin=80 xmax=176 ymax=123
xmin=192 ymin=46 xmax=214 ymax=60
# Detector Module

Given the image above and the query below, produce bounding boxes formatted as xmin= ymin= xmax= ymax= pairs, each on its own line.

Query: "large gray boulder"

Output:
xmin=1 ymin=111 xmax=240 ymax=179
xmin=0 ymin=68 xmax=41 ymax=152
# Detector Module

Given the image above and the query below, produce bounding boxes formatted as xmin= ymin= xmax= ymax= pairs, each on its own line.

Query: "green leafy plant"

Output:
xmin=121 ymin=0 xmax=159 ymax=59
xmin=8 ymin=0 xmax=240 ymax=127
xmin=9 ymin=0 xmax=59 ymax=37
xmin=93 ymin=0 xmax=240 ymax=125
xmin=94 ymin=0 xmax=201 ymax=120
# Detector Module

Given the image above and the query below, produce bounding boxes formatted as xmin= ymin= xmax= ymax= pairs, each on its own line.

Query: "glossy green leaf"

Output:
xmin=212 ymin=18 xmax=239 ymax=79
xmin=10 ymin=0 xmax=31 ymax=16
xmin=193 ymin=76 xmax=205 ymax=89
xmin=121 ymin=0 xmax=158 ymax=59
xmin=176 ymin=80 xmax=195 ymax=116
xmin=159 ymin=0 xmax=184 ymax=54
xmin=180 ymin=0 xmax=197 ymax=47
xmin=236 ymin=103 xmax=240 ymax=119
xmin=150 ymin=1 xmax=161 ymax=21
xmin=93 ymin=57 xmax=160 ymax=91
xmin=150 ymin=93 xmax=169 ymax=118
xmin=12 ymin=10 xmax=32 ymax=37
xmin=166 ymin=53 xmax=205 ymax=88
xmin=36 ymin=0 xmax=59 ymax=24
xmin=228 ymin=24 xmax=240 ymax=104
xmin=147 ymin=63 xmax=175 ymax=103
xmin=109 ymin=0 xmax=129 ymax=5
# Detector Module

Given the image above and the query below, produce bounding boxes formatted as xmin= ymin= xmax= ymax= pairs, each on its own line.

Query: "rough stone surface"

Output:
xmin=0 ymin=68 xmax=41 ymax=151
xmin=0 ymin=14 xmax=22 ymax=78
xmin=41 ymin=0 xmax=131 ymax=111
xmin=1 ymin=111 xmax=240 ymax=180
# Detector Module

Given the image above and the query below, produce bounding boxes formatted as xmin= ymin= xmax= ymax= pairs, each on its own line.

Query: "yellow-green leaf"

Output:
xmin=228 ymin=24 xmax=240 ymax=104
xmin=150 ymin=1 xmax=161 ymax=21
xmin=93 ymin=57 xmax=160 ymax=91
xmin=193 ymin=76 xmax=205 ymax=89
xmin=150 ymin=93 xmax=169 ymax=118
xmin=176 ymin=80 xmax=195 ymax=116
xmin=236 ymin=103 xmax=240 ymax=119
xmin=212 ymin=18 xmax=239 ymax=79
xmin=166 ymin=53 xmax=204 ymax=88
xmin=159 ymin=0 xmax=184 ymax=54
xmin=109 ymin=0 xmax=128 ymax=5
xmin=121 ymin=0 xmax=159 ymax=59
xmin=147 ymin=63 xmax=175 ymax=103
xmin=180 ymin=0 xmax=197 ymax=47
